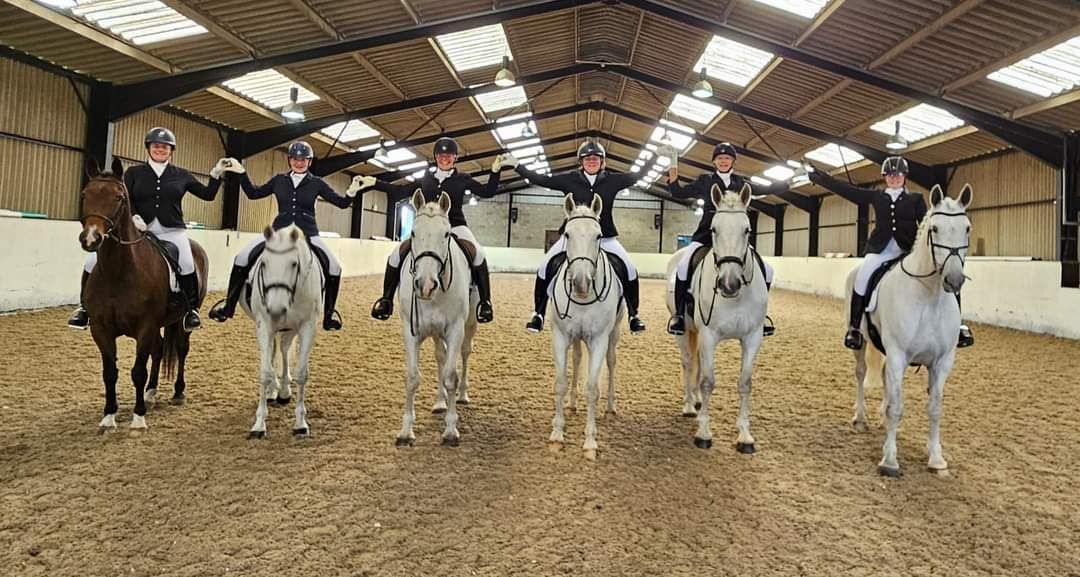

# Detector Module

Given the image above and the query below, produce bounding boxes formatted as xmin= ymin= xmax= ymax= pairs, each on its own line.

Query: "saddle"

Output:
xmin=144 ymin=233 xmax=182 ymax=300
xmin=862 ymin=255 xmax=906 ymax=355
xmin=685 ymin=244 xmax=766 ymax=318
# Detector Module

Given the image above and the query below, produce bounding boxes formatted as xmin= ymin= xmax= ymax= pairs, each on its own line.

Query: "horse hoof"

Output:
xmin=146 ymin=388 xmax=157 ymax=403
xmin=248 ymin=431 xmax=266 ymax=440
xmin=169 ymin=395 xmax=185 ymax=406
xmin=736 ymin=442 xmax=756 ymax=454
xmin=565 ymin=407 xmax=577 ymax=415
xmin=693 ymin=437 xmax=712 ymax=449
xmin=441 ymin=436 xmax=460 ymax=447
xmin=97 ymin=426 xmax=116 ymax=435
xmin=395 ymin=437 xmax=414 ymax=447
xmin=583 ymin=449 xmax=597 ymax=461
xmin=681 ymin=411 xmax=697 ymax=418
xmin=431 ymin=407 xmax=447 ymax=415
xmin=276 ymin=396 xmax=291 ymax=406
xmin=548 ymin=441 xmax=563 ymax=452
xmin=693 ymin=402 xmax=702 ymax=411
xmin=456 ymin=399 xmax=470 ymax=406
xmin=292 ymin=427 xmax=309 ymax=437
xmin=931 ymin=468 xmax=951 ymax=478
xmin=852 ymin=419 xmax=869 ymax=433
xmin=878 ymin=465 xmax=902 ymax=478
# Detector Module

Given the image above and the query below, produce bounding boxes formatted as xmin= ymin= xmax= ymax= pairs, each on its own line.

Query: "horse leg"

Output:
xmin=292 ymin=323 xmax=316 ymax=436
xmin=581 ymin=333 xmax=609 ymax=461
xmin=678 ymin=331 xmax=697 ymax=417
xmin=145 ymin=334 xmax=162 ymax=407
xmin=458 ymin=320 xmax=476 ymax=405
xmin=852 ymin=346 xmax=869 ymax=432
xmin=171 ymin=328 xmax=191 ymax=404
xmin=439 ymin=324 xmax=464 ymax=446
xmin=878 ymin=355 xmax=907 ymax=476
xmin=693 ymin=331 xmax=717 ymax=449
xmin=567 ymin=339 xmax=582 ymax=414
xmin=734 ymin=333 xmax=763 ymax=453
xmin=92 ymin=327 xmax=119 ymax=432
xmin=926 ymin=352 xmax=955 ymax=474
xmin=276 ymin=330 xmax=295 ymax=405
xmin=249 ymin=322 xmax=276 ymax=439
xmin=128 ymin=331 xmax=155 ymax=430
xmin=549 ymin=329 xmax=570 ymax=447
xmin=604 ymin=324 xmax=620 ymax=416
xmin=431 ymin=335 xmax=449 ymax=414
xmin=396 ymin=336 xmax=421 ymax=447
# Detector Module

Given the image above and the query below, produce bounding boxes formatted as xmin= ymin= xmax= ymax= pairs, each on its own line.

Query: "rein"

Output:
xmin=552 ymin=214 xmax=614 ymax=321
xmin=696 ymin=208 xmax=755 ymax=326
xmin=79 ymin=177 xmax=147 ymax=247
xmin=900 ymin=212 xmax=969 ymax=280
xmin=255 ymin=242 xmax=318 ymax=310
xmin=408 ymin=212 xmax=457 ymax=337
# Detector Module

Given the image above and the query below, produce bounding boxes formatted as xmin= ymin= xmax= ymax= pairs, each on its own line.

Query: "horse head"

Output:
xmin=79 ymin=157 xmax=129 ymax=252
xmin=562 ymin=194 xmax=604 ymax=300
xmin=409 ymin=189 xmax=452 ymax=300
xmin=709 ymin=182 xmax=753 ymax=298
xmin=927 ymin=183 xmax=973 ymax=294
xmin=257 ymin=225 xmax=310 ymax=322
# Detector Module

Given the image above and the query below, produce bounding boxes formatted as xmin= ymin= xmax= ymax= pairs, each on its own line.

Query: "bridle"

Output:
xmin=554 ymin=214 xmax=613 ymax=319
xmin=901 ymin=211 xmax=970 ymax=280
xmin=79 ymin=176 xmax=146 ymax=246
xmin=255 ymin=241 xmax=318 ymax=308
xmin=407 ymin=211 xmax=457 ymax=336
xmin=696 ymin=208 xmax=756 ymax=325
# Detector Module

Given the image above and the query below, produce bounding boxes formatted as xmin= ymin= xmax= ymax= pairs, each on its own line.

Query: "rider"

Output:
xmin=665 ymin=142 xmax=776 ymax=337
xmin=363 ymin=137 xmax=502 ymax=323
xmin=809 ymin=156 xmax=974 ymax=349
xmin=208 ymin=141 xmax=358 ymax=331
xmin=508 ymin=140 xmax=646 ymax=334
xmin=67 ymin=127 xmax=226 ymax=332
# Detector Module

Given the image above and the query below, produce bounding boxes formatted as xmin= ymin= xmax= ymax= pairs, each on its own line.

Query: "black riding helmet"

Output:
xmin=433 ymin=137 xmax=459 ymax=156
xmin=881 ymin=156 xmax=909 ymax=176
xmin=144 ymin=127 xmax=177 ymax=149
xmin=288 ymin=141 xmax=315 ymax=159
xmin=577 ymin=140 xmax=606 ymax=160
xmin=712 ymin=142 xmax=737 ymax=160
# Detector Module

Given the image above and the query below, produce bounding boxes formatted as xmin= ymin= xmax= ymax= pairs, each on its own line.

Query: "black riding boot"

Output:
xmin=763 ymin=281 xmax=775 ymax=337
xmin=667 ymin=276 xmax=689 ymax=335
xmin=956 ymin=293 xmax=974 ymax=348
xmin=845 ymin=290 xmax=866 ymax=350
xmin=323 ymin=275 xmax=342 ymax=331
xmin=179 ymin=273 xmax=202 ymax=332
xmin=473 ymin=260 xmax=494 ymax=323
xmin=624 ymin=277 xmax=645 ymax=333
xmin=525 ymin=275 xmax=550 ymax=333
xmin=209 ymin=264 xmax=248 ymax=322
xmin=371 ymin=261 xmax=401 ymax=320
xmin=67 ymin=271 xmax=90 ymax=329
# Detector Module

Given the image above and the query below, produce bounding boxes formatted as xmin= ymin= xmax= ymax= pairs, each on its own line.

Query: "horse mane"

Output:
xmin=568 ymin=203 xmax=597 ymax=218
xmin=913 ymin=194 xmax=966 ymax=252
xmin=416 ymin=201 xmax=447 ymax=218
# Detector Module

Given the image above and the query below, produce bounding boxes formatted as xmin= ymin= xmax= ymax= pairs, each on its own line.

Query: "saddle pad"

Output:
xmin=864 ymin=256 xmax=905 ymax=314
xmin=145 ymin=233 xmax=181 ymax=293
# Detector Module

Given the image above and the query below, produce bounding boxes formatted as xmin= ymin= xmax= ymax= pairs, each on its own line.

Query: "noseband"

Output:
xmin=901 ymin=211 xmax=970 ymax=279
xmin=710 ymin=208 xmax=754 ymax=296
xmin=554 ymin=214 xmax=613 ymax=319
xmin=256 ymin=243 xmax=316 ymax=309
xmin=79 ymin=177 xmax=145 ymax=246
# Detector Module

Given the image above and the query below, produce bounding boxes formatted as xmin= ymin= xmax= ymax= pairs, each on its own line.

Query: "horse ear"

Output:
xmin=590 ymin=193 xmax=603 ymax=216
xmin=957 ymin=183 xmax=974 ymax=208
xmin=438 ymin=191 xmax=452 ymax=214
xmin=739 ymin=182 xmax=752 ymax=208
xmin=263 ymin=225 xmax=274 ymax=240
xmin=84 ymin=157 xmax=101 ymax=179
xmin=289 ymin=227 xmax=300 ymax=243
xmin=563 ymin=193 xmax=575 ymax=217
xmin=110 ymin=157 xmax=124 ymax=179
xmin=930 ymin=184 xmax=944 ymax=207
xmin=710 ymin=183 xmax=723 ymax=208
xmin=411 ymin=188 xmax=425 ymax=210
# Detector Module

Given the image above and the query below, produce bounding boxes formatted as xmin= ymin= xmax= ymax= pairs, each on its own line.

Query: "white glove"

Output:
xmin=131 ymin=214 xmax=147 ymax=232
xmin=346 ymin=175 xmax=376 ymax=197
xmin=221 ymin=157 xmax=245 ymax=174
xmin=209 ymin=158 xmax=228 ymax=179
xmin=491 ymin=155 xmax=502 ymax=172
xmin=498 ymin=153 xmax=519 ymax=169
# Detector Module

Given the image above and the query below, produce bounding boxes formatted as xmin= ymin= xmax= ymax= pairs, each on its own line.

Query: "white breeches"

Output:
xmin=84 ymin=219 xmax=195 ymax=275
xmin=676 ymin=240 xmax=774 ymax=285
xmin=854 ymin=238 xmax=903 ymax=295
xmin=234 ymin=234 xmax=341 ymax=276
xmin=538 ymin=236 xmax=637 ymax=281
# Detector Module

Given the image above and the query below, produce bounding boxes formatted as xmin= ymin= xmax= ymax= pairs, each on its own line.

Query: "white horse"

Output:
xmin=548 ymin=194 xmax=624 ymax=460
xmin=848 ymin=183 xmax=973 ymax=477
xmin=396 ymin=190 xmax=478 ymax=447
xmin=666 ymin=184 xmax=769 ymax=452
xmin=242 ymin=224 xmax=323 ymax=439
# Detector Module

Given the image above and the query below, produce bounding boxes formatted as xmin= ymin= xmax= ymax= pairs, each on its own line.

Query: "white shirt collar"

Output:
xmin=884 ymin=186 xmax=904 ymax=201
xmin=434 ymin=167 xmax=454 ymax=182
xmin=290 ymin=171 xmax=307 ymax=187
xmin=584 ymin=171 xmax=598 ymax=185
xmin=148 ymin=159 xmax=169 ymax=177
xmin=715 ymin=170 xmax=732 ymax=185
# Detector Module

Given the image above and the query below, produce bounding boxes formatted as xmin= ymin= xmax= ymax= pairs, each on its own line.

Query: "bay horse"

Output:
xmin=78 ymin=158 xmax=208 ymax=431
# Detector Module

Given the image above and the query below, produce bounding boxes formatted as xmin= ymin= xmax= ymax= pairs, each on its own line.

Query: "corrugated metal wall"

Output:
xmin=0 ymin=57 xmax=86 ymax=219
xmin=113 ymin=108 xmax=227 ymax=228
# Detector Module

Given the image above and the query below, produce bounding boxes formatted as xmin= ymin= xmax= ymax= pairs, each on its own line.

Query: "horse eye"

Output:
xmin=932 ymin=226 xmax=938 ymax=234
xmin=595 ymin=233 xmax=601 ymax=240
xmin=115 ymin=194 xmax=124 ymax=201
xmin=291 ymin=262 xmax=298 ymax=268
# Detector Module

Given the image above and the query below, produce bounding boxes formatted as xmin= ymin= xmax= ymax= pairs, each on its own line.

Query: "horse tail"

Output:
xmin=162 ymin=322 xmax=184 ymax=381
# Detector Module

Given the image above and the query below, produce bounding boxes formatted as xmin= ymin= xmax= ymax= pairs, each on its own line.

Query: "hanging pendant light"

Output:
xmin=521 ymin=122 xmax=537 ymax=139
xmin=886 ymin=120 xmax=909 ymax=151
xmin=791 ymin=161 xmax=810 ymax=186
xmin=373 ymin=137 xmax=388 ymax=162
xmin=692 ymin=67 xmax=714 ymax=99
xmin=281 ymin=87 xmax=305 ymax=123
xmin=494 ymin=55 xmax=516 ymax=87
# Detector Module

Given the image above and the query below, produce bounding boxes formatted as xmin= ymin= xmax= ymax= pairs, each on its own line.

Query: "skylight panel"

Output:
xmin=804 ymin=143 xmax=865 ymax=168
xmin=493 ymin=118 xmax=538 ymax=142
xmin=748 ymin=0 xmax=829 ymax=19
xmin=870 ymin=104 xmax=965 ymax=142
xmin=507 ymin=137 xmax=541 ymax=150
xmin=474 ymin=86 xmax=528 ymax=114
xmin=694 ymin=36 xmax=774 ymax=87
xmin=650 ymin=126 xmax=694 ymax=152
xmin=762 ymin=165 xmax=794 ymax=181
xmin=320 ymin=120 xmax=380 ymax=143
xmin=396 ymin=161 xmax=429 ymax=172
xmin=222 ymin=69 xmax=319 ymax=110
xmin=382 ymin=147 xmax=417 ymax=165
xmin=987 ymin=36 xmax=1080 ymax=98
xmin=54 ymin=1 xmax=208 ymax=45
xmin=435 ymin=24 xmax=513 ymax=72
xmin=513 ymin=145 xmax=545 ymax=161
xmin=750 ymin=175 xmax=773 ymax=187
xmin=667 ymin=94 xmax=723 ymax=126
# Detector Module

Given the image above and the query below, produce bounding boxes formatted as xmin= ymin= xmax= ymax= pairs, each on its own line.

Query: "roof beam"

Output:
xmin=106 ymin=0 xmax=594 ymax=120
xmin=867 ymin=0 xmax=985 ymax=69
xmin=793 ymin=0 xmax=847 ymax=46
xmin=624 ymin=0 xmax=1064 ymax=166
xmin=941 ymin=22 xmax=1080 ymax=94
xmin=284 ymin=0 xmax=341 ymax=40
xmin=1010 ymin=89 xmax=1080 ymax=120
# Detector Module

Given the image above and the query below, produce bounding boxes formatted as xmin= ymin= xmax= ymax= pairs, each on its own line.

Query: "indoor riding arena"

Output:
xmin=1 ymin=1 xmax=1078 ymax=576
